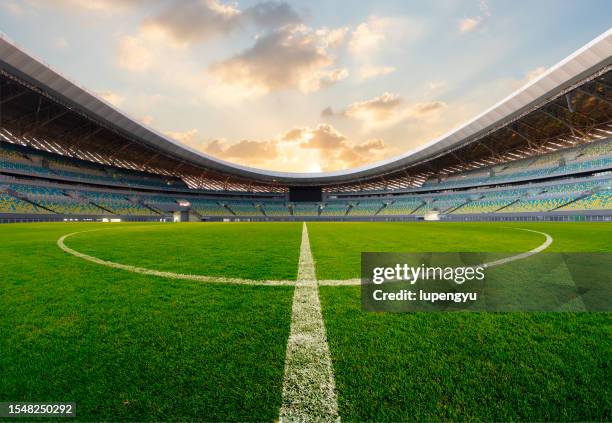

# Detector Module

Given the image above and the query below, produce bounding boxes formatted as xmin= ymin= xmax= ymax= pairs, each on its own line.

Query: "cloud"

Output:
xmin=349 ymin=17 xmax=389 ymax=57
xmin=116 ymin=34 xmax=156 ymax=72
xmin=348 ymin=16 xmax=420 ymax=83
xmin=145 ymin=0 xmax=300 ymax=44
xmin=115 ymin=22 xmax=189 ymax=73
xmin=32 ymin=0 xmax=148 ymax=15
xmin=166 ymin=129 xmax=201 ymax=147
xmin=343 ymin=92 xmax=403 ymax=122
xmin=165 ymin=129 xmax=280 ymax=166
xmin=349 ymin=16 xmax=421 ymax=58
xmin=358 ymin=65 xmax=395 ymax=81
xmin=299 ymin=124 xmax=346 ymax=150
xmin=115 ymin=1 xmax=305 ymax=77
xmin=286 ymin=124 xmax=394 ymax=170
xmin=97 ymin=90 xmax=125 ymax=107
xmin=212 ymin=139 xmax=279 ymax=160
xmin=409 ymin=101 xmax=447 ymax=116
xmin=165 ymin=124 xmax=395 ymax=172
xmin=209 ymin=25 xmax=348 ymax=94
xmin=323 ymin=92 xmax=447 ymax=130
xmin=244 ymin=1 xmax=301 ymax=29
xmin=459 ymin=17 xmax=480 ymax=33
xmin=317 ymin=27 xmax=350 ymax=48
xmin=459 ymin=0 xmax=491 ymax=33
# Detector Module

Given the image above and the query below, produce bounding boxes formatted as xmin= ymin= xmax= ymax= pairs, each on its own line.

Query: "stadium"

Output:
xmin=0 ymin=9 xmax=610 ymax=423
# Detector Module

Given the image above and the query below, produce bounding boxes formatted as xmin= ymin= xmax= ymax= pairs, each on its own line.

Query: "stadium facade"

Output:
xmin=0 ymin=30 xmax=611 ymax=223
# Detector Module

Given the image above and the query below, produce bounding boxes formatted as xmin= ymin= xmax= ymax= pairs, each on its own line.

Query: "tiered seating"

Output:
xmin=0 ymin=159 xmax=54 ymax=176
xmin=9 ymin=184 xmax=109 ymax=215
xmin=557 ymin=190 xmax=612 ymax=211
xmin=576 ymin=138 xmax=612 ymax=160
xmin=0 ymin=143 xmax=26 ymax=161
xmin=189 ymin=199 xmax=233 ymax=216
xmin=502 ymin=196 xmax=577 ymax=213
xmin=0 ymin=191 xmax=50 ymax=214
xmin=46 ymin=196 xmax=109 ymax=215
xmin=261 ymin=201 xmax=290 ymax=216
xmin=455 ymin=199 xmax=515 ymax=214
xmin=560 ymin=157 xmax=612 ymax=174
xmin=528 ymin=150 xmax=564 ymax=168
xmin=350 ymin=200 xmax=383 ymax=216
xmin=51 ymin=168 xmax=118 ymax=184
xmin=141 ymin=195 xmax=180 ymax=212
xmin=46 ymin=156 xmax=105 ymax=175
xmin=291 ymin=202 xmax=320 ymax=216
xmin=112 ymin=169 xmax=175 ymax=188
xmin=0 ymin=142 xmax=183 ymax=189
xmin=226 ymin=201 xmax=262 ymax=216
xmin=422 ymin=169 xmax=490 ymax=189
xmin=419 ymin=139 xmax=612 ymax=191
xmin=417 ymin=194 xmax=468 ymax=215
xmin=320 ymin=202 xmax=349 ymax=216
xmin=81 ymin=190 xmax=158 ymax=216
xmin=379 ymin=198 xmax=423 ymax=215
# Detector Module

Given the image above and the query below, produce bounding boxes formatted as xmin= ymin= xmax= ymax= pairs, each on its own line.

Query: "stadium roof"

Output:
xmin=0 ymin=29 xmax=611 ymax=188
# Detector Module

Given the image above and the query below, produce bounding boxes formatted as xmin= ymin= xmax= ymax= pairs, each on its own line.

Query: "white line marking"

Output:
xmin=57 ymin=229 xmax=294 ymax=286
xmin=318 ymin=279 xmax=361 ymax=286
xmin=318 ymin=228 xmax=554 ymax=286
xmin=279 ymin=222 xmax=340 ymax=422
xmin=481 ymin=228 xmax=553 ymax=268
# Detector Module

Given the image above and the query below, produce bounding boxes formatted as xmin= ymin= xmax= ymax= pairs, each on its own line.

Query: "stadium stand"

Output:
xmin=0 ymin=32 xmax=611 ymax=223
xmin=78 ymin=190 xmax=159 ymax=216
xmin=189 ymin=199 xmax=234 ymax=216
xmin=348 ymin=200 xmax=383 ymax=216
xmin=418 ymin=138 xmax=612 ymax=191
xmin=0 ymin=189 xmax=51 ymax=214
xmin=320 ymin=202 xmax=349 ymax=216
xmin=225 ymin=201 xmax=263 ymax=216
xmin=261 ymin=201 xmax=291 ymax=216
xmin=379 ymin=198 xmax=424 ymax=215
xmin=291 ymin=202 xmax=321 ymax=216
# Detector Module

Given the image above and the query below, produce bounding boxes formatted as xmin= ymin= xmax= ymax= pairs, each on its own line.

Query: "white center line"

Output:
xmin=279 ymin=222 xmax=340 ymax=422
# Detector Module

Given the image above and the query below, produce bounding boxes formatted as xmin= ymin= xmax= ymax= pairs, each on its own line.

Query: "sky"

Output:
xmin=0 ymin=1 xmax=610 ymax=172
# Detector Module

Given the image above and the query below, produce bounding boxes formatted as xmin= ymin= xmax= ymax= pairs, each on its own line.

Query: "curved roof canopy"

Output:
xmin=0 ymin=29 xmax=611 ymax=185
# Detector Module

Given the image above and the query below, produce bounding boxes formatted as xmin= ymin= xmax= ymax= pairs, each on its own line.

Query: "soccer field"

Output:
xmin=0 ymin=222 xmax=610 ymax=420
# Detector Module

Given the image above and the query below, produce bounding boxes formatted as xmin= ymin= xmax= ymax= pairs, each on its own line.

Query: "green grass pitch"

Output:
xmin=0 ymin=221 xmax=610 ymax=420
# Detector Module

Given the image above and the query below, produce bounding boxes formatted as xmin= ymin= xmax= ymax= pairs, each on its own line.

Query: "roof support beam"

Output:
xmin=21 ymin=109 xmax=69 ymax=138
xmin=0 ymin=89 xmax=29 ymax=106
xmin=505 ymin=126 xmax=541 ymax=151
xmin=549 ymin=99 xmax=597 ymax=122
xmin=68 ymin=127 xmax=104 ymax=156
xmin=538 ymin=108 xmax=589 ymax=139
xmin=577 ymin=87 xmax=612 ymax=106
